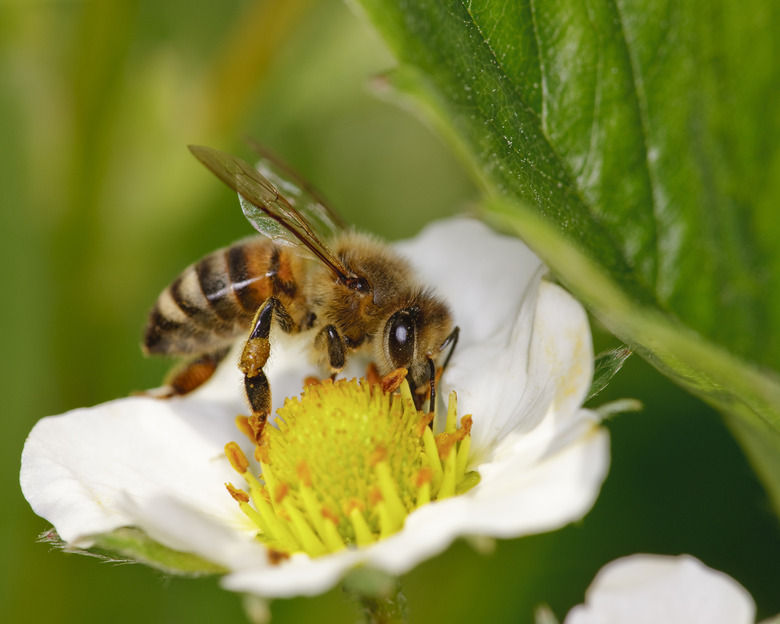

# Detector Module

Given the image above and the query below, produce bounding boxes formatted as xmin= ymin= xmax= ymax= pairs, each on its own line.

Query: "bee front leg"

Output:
xmin=239 ymin=297 xmax=295 ymax=434
xmin=314 ymin=324 xmax=346 ymax=374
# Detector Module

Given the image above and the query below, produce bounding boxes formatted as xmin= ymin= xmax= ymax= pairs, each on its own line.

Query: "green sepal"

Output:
xmin=588 ymin=347 xmax=633 ymax=402
xmin=42 ymin=526 xmax=227 ymax=577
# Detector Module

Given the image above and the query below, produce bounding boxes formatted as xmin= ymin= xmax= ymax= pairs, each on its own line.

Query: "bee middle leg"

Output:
xmin=239 ymin=297 xmax=295 ymax=433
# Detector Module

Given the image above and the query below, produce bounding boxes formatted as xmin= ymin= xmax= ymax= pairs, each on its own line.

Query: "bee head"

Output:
xmin=381 ymin=294 xmax=456 ymax=389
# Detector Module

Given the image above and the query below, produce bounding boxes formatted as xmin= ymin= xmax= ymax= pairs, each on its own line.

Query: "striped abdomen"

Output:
xmin=143 ymin=236 xmax=307 ymax=356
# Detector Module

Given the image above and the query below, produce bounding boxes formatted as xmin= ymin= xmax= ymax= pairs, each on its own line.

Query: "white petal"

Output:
xmin=120 ymin=495 xmax=269 ymax=571
xmin=396 ymin=217 xmax=544 ymax=345
xmin=564 ymin=554 xmax=756 ymax=624
xmin=223 ymin=548 xmax=364 ymax=598
xmin=445 ymin=279 xmax=593 ymax=462
xmin=21 ymin=394 xmax=244 ymax=547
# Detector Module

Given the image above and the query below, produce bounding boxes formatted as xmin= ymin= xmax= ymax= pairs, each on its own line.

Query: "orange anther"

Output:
xmin=344 ymin=499 xmax=365 ymax=516
xmin=381 ymin=368 xmax=408 ymax=394
xmin=415 ymin=467 xmax=433 ymax=487
xmin=415 ymin=412 xmax=435 ymax=436
xmin=274 ymin=482 xmax=289 ymax=505
xmin=235 ymin=415 xmax=255 ymax=442
xmin=225 ymin=483 xmax=250 ymax=503
xmin=267 ymin=548 xmax=290 ymax=565
xmin=297 ymin=460 xmax=312 ymax=487
xmin=369 ymin=487 xmax=383 ymax=506
xmin=365 ymin=362 xmax=381 ymax=386
xmin=225 ymin=441 xmax=249 ymax=474
xmin=369 ymin=446 xmax=388 ymax=466
xmin=321 ymin=506 xmax=340 ymax=524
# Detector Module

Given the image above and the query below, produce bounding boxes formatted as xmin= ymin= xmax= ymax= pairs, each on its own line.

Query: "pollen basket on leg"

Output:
xmin=224 ymin=377 xmax=478 ymax=559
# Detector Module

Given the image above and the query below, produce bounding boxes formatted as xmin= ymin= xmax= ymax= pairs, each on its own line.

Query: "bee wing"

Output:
xmin=189 ymin=145 xmax=349 ymax=282
xmin=245 ymin=138 xmax=346 ymax=239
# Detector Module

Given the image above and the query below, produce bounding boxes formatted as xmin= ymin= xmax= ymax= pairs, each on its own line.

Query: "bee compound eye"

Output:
xmin=387 ymin=310 xmax=416 ymax=369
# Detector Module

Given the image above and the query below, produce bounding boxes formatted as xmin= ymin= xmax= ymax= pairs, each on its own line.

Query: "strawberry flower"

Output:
xmin=21 ymin=217 xmax=609 ymax=600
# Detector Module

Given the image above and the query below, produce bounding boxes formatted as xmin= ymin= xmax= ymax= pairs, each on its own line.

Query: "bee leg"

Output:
xmin=239 ymin=297 xmax=295 ymax=434
xmin=404 ymin=358 xmax=436 ymax=416
xmin=163 ymin=347 xmax=231 ymax=396
xmin=426 ymin=357 xmax=436 ymax=415
xmin=315 ymin=324 xmax=346 ymax=374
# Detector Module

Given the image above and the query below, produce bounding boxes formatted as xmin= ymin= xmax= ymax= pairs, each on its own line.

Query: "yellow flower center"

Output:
xmin=224 ymin=375 xmax=478 ymax=559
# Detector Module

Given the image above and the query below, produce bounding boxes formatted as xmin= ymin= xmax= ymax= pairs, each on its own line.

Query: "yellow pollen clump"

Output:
xmin=224 ymin=376 xmax=478 ymax=559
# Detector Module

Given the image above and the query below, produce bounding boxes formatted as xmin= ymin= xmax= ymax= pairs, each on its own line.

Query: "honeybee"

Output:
xmin=143 ymin=144 xmax=459 ymax=431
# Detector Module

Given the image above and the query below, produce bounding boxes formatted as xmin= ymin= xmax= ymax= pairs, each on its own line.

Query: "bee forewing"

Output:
xmin=255 ymin=162 xmax=342 ymax=241
xmin=189 ymin=145 xmax=349 ymax=281
xmin=237 ymin=193 xmax=315 ymax=258
xmin=246 ymin=138 xmax=345 ymax=235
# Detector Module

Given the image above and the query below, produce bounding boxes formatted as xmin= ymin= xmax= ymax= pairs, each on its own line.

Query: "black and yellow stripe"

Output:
xmin=143 ymin=237 xmax=305 ymax=356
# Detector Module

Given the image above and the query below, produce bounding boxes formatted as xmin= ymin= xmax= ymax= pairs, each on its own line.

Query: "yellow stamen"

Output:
xmin=347 ymin=503 xmax=375 ymax=546
xmin=299 ymin=483 xmax=328 ymax=542
xmin=251 ymin=486 xmax=299 ymax=551
xmin=222 ymin=376 xmax=476 ymax=558
xmin=438 ymin=443 xmax=458 ymax=500
xmin=415 ymin=468 xmax=432 ymax=507
xmin=456 ymin=471 xmax=481 ymax=495
xmin=445 ymin=391 xmax=458 ymax=433
xmin=422 ymin=426 xmax=443 ymax=490
xmin=282 ymin=498 xmax=327 ymax=557
xmin=374 ymin=461 xmax=407 ymax=529
xmin=258 ymin=460 xmax=280 ymax=505
xmin=320 ymin=509 xmax=346 ymax=552
xmin=456 ymin=416 xmax=473 ymax=478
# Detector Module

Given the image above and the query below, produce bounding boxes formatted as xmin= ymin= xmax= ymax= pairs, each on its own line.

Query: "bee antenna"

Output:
xmin=440 ymin=326 xmax=460 ymax=372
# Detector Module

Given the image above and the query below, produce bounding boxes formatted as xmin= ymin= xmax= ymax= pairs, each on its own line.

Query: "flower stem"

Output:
xmin=354 ymin=582 xmax=408 ymax=624
xmin=343 ymin=571 xmax=408 ymax=624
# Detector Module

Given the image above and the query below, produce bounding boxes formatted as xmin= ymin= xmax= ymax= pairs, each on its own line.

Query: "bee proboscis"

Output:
xmin=143 ymin=144 xmax=459 ymax=431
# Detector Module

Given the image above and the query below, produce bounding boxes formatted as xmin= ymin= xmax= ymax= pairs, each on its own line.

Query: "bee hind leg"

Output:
xmin=239 ymin=297 xmax=296 ymax=436
xmin=139 ymin=347 xmax=230 ymax=399
xmin=169 ymin=347 xmax=231 ymax=395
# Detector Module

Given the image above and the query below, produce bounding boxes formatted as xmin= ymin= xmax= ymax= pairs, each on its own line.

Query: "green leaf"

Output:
xmin=352 ymin=0 xmax=780 ymax=513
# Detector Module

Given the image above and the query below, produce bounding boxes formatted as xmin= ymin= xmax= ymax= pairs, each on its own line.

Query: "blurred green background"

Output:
xmin=3 ymin=1 xmax=778 ymax=622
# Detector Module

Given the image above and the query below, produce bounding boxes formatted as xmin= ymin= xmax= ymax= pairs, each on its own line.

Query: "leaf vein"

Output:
xmin=610 ymin=0 xmax=661 ymax=288
xmin=456 ymin=0 xmax=570 ymax=195
xmin=459 ymin=0 xmax=651 ymax=292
